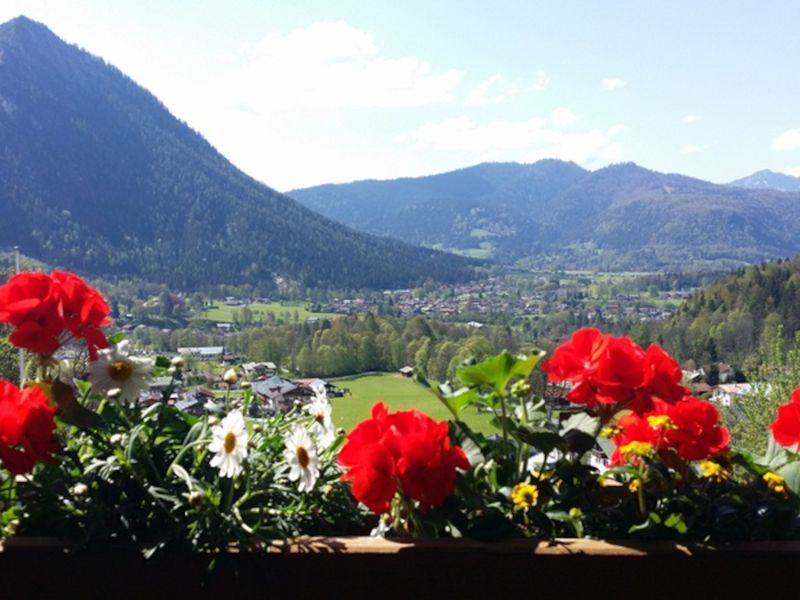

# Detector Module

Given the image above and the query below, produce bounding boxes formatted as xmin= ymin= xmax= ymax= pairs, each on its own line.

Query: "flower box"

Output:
xmin=1 ymin=536 xmax=798 ymax=598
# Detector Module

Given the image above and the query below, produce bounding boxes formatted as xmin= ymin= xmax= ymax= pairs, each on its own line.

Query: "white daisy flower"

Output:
xmin=283 ymin=425 xmax=320 ymax=493
xmin=209 ymin=410 xmax=249 ymax=478
xmin=304 ymin=394 xmax=335 ymax=449
xmin=88 ymin=340 xmax=152 ymax=402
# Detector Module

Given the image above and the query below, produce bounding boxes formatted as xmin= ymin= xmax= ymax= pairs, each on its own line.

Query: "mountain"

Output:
xmin=659 ymin=256 xmax=800 ymax=366
xmin=729 ymin=169 xmax=800 ymax=192
xmin=289 ymin=161 xmax=800 ymax=271
xmin=0 ymin=16 xmax=475 ymax=291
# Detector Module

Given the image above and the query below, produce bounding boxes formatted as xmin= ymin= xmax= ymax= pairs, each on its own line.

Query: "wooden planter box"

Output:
xmin=2 ymin=536 xmax=798 ymax=598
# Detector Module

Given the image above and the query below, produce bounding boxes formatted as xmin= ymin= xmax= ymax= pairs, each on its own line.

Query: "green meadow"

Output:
xmin=199 ymin=302 xmax=337 ymax=323
xmin=330 ymin=372 xmax=494 ymax=434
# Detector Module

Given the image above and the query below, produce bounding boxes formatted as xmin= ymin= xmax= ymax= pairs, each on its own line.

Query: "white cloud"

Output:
xmin=787 ymin=166 xmax=800 ymax=177
xmin=532 ymin=69 xmax=550 ymax=92
xmin=601 ymin=77 xmax=627 ymax=91
xmin=550 ymin=107 xmax=576 ymax=126
xmin=681 ymin=144 xmax=711 ymax=154
xmin=465 ymin=74 xmax=517 ymax=106
xmin=771 ymin=128 xmax=800 ymax=151
xmin=217 ymin=21 xmax=464 ymax=112
xmin=680 ymin=115 xmax=701 ymax=124
xmin=410 ymin=116 xmax=624 ymax=164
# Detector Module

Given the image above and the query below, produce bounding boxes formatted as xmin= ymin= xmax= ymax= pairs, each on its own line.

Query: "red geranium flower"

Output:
xmin=544 ymin=328 xmax=687 ymax=415
xmin=630 ymin=344 xmax=688 ymax=413
xmin=0 ymin=272 xmax=63 ymax=354
xmin=0 ymin=271 xmax=110 ymax=356
xmin=0 ymin=380 xmax=59 ymax=475
xmin=770 ymin=388 xmax=800 ymax=450
xmin=609 ymin=411 xmax=661 ymax=465
xmin=52 ymin=271 xmax=111 ymax=359
xmin=338 ymin=402 xmax=469 ymax=514
xmin=665 ymin=395 xmax=729 ymax=461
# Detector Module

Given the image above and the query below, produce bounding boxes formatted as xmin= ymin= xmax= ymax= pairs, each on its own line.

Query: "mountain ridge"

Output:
xmin=289 ymin=160 xmax=800 ymax=271
xmin=0 ymin=16 xmax=476 ymax=291
xmin=728 ymin=169 xmax=800 ymax=192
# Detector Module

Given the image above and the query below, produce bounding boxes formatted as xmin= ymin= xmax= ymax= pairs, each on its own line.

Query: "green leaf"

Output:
xmin=664 ymin=513 xmax=688 ymax=535
xmin=439 ymin=385 xmax=478 ymax=418
xmin=559 ymin=412 xmax=601 ymax=438
xmin=628 ymin=512 xmax=661 ymax=534
xmin=515 ymin=427 xmax=563 ymax=454
xmin=107 ymin=331 xmax=125 ymax=345
xmin=777 ymin=461 xmax=800 ymax=494
xmin=154 ymin=356 xmax=171 ymax=369
xmin=563 ymin=430 xmax=597 ymax=457
xmin=760 ymin=434 xmax=791 ymax=469
xmin=457 ymin=350 xmax=545 ymax=397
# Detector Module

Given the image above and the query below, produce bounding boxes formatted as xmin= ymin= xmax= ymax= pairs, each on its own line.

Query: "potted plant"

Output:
xmin=0 ymin=271 xmax=799 ymax=597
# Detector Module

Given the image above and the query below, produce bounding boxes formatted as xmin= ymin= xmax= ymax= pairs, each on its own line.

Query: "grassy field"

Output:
xmin=330 ymin=372 xmax=494 ymax=434
xmin=198 ymin=302 xmax=338 ymax=323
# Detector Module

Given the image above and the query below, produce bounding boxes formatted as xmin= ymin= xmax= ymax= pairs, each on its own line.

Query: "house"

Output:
xmin=242 ymin=362 xmax=277 ymax=379
xmin=252 ymin=376 xmax=299 ymax=412
xmin=177 ymin=346 xmax=224 ymax=362
xmin=710 ymin=383 xmax=751 ymax=407
xmin=398 ymin=366 xmax=414 ymax=378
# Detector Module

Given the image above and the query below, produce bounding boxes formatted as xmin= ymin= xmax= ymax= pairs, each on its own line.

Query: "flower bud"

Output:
xmin=109 ymin=433 xmax=125 ymax=446
xmin=223 ymin=368 xmax=238 ymax=386
xmin=252 ymin=423 xmax=263 ymax=433
xmin=240 ymin=381 xmax=251 ymax=389
xmin=107 ymin=387 xmax=122 ymax=401
xmin=188 ymin=490 xmax=205 ymax=507
xmin=511 ymin=380 xmax=532 ymax=399
xmin=70 ymin=482 xmax=89 ymax=497
xmin=4 ymin=519 xmax=19 ymax=536
xmin=208 ymin=416 xmax=220 ymax=427
xmin=171 ymin=356 xmax=185 ymax=369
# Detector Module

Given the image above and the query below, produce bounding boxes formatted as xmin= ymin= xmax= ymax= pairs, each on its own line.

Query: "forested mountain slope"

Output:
xmin=0 ymin=16 xmax=475 ymax=291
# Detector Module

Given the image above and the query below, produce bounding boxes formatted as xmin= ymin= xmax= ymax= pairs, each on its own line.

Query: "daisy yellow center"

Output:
xmin=109 ymin=360 xmax=133 ymax=381
xmin=223 ymin=431 xmax=237 ymax=454
xmin=296 ymin=445 xmax=310 ymax=468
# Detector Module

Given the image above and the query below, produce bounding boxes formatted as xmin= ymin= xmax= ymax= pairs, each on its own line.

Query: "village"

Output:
xmin=249 ymin=273 xmax=694 ymax=327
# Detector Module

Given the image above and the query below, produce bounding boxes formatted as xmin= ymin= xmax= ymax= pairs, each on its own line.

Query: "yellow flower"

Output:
xmin=531 ymin=469 xmax=552 ymax=481
xmin=628 ymin=479 xmax=641 ymax=493
xmin=511 ymin=482 xmax=539 ymax=509
xmin=619 ymin=441 xmax=654 ymax=457
xmin=600 ymin=425 xmax=622 ymax=439
xmin=647 ymin=415 xmax=675 ymax=430
xmin=699 ymin=461 xmax=729 ymax=483
xmin=763 ymin=472 xmax=788 ymax=496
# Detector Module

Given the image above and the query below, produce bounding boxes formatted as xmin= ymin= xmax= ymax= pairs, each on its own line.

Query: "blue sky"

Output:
xmin=2 ymin=1 xmax=800 ymax=190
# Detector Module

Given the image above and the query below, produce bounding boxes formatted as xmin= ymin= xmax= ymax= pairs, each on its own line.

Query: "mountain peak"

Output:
xmin=0 ymin=15 xmax=474 ymax=290
xmin=0 ymin=15 xmax=58 ymax=43
xmin=729 ymin=169 xmax=800 ymax=192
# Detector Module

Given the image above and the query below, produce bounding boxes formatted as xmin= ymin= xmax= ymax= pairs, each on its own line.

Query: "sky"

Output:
xmin=1 ymin=1 xmax=800 ymax=191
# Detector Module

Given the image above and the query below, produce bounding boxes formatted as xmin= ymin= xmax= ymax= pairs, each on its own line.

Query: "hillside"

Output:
xmin=659 ymin=256 xmax=800 ymax=365
xmin=290 ymin=161 xmax=800 ymax=271
xmin=0 ymin=16 xmax=475 ymax=291
xmin=729 ymin=169 xmax=800 ymax=192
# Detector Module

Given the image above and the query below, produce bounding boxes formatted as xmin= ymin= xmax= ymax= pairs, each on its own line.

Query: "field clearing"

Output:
xmin=331 ymin=372 xmax=494 ymax=434
xmin=199 ymin=302 xmax=338 ymax=323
